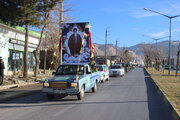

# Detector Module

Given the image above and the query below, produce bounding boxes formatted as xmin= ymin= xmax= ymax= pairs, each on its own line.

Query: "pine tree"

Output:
xmin=0 ymin=0 xmax=58 ymax=78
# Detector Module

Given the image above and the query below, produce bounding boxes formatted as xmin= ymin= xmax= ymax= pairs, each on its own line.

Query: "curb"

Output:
xmin=144 ymin=68 xmax=180 ymax=120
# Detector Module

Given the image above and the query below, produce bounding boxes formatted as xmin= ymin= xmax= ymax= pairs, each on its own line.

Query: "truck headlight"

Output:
xmin=43 ymin=82 xmax=50 ymax=87
xmin=71 ymin=83 xmax=78 ymax=88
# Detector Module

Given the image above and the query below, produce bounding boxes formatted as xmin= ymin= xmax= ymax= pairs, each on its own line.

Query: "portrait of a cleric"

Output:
xmin=62 ymin=23 xmax=90 ymax=63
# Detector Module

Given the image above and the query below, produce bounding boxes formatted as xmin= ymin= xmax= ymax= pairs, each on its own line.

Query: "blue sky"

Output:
xmin=66 ymin=0 xmax=180 ymax=47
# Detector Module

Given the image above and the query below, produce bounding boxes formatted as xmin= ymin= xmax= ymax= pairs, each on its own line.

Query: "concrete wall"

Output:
xmin=0 ymin=35 xmax=9 ymax=74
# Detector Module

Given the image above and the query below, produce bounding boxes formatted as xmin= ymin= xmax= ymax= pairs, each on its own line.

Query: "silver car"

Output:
xmin=109 ymin=64 xmax=125 ymax=77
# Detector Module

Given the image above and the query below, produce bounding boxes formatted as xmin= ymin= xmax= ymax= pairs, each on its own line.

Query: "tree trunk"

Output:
xmin=44 ymin=49 xmax=47 ymax=73
xmin=23 ymin=24 xmax=29 ymax=78
xmin=155 ymin=58 xmax=157 ymax=70
xmin=33 ymin=50 xmax=40 ymax=77
xmin=145 ymin=55 xmax=149 ymax=68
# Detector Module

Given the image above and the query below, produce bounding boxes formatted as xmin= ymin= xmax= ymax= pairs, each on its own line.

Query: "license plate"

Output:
xmin=54 ymin=89 xmax=66 ymax=94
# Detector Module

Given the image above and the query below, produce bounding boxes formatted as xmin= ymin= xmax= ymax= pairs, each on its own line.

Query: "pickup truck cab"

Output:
xmin=42 ymin=63 xmax=100 ymax=100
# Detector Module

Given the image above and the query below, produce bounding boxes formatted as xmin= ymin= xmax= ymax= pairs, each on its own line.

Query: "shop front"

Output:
xmin=0 ymin=23 xmax=40 ymax=75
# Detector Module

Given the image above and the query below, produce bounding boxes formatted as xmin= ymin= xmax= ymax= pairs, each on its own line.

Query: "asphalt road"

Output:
xmin=0 ymin=68 xmax=173 ymax=120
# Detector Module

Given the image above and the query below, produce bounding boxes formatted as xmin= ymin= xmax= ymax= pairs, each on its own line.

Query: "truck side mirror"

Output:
xmin=87 ymin=71 xmax=91 ymax=74
xmin=52 ymin=72 xmax=56 ymax=75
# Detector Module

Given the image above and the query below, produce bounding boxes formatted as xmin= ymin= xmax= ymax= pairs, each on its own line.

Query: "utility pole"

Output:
xmin=116 ymin=40 xmax=118 ymax=59
xmin=116 ymin=39 xmax=119 ymax=63
xmin=175 ymin=43 xmax=180 ymax=77
xmin=105 ymin=29 xmax=107 ymax=65
xmin=59 ymin=0 xmax=63 ymax=65
xmin=172 ymin=41 xmax=174 ymax=65
xmin=105 ymin=28 xmax=110 ymax=65
xmin=44 ymin=32 xmax=47 ymax=74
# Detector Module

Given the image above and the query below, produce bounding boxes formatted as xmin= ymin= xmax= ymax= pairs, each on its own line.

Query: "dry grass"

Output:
xmin=146 ymin=67 xmax=180 ymax=114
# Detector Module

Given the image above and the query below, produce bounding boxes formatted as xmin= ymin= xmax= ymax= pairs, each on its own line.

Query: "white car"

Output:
xmin=95 ymin=65 xmax=109 ymax=83
xmin=109 ymin=64 xmax=125 ymax=77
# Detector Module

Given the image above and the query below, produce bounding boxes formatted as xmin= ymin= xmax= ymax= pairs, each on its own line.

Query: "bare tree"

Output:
xmin=140 ymin=44 xmax=154 ymax=68
xmin=40 ymin=1 xmax=73 ymax=71
xmin=152 ymin=49 xmax=164 ymax=71
xmin=141 ymin=43 xmax=165 ymax=70
xmin=120 ymin=50 xmax=136 ymax=64
xmin=33 ymin=12 xmax=50 ymax=77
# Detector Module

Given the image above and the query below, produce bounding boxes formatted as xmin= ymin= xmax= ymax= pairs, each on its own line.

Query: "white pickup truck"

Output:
xmin=42 ymin=63 xmax=100 ymax=100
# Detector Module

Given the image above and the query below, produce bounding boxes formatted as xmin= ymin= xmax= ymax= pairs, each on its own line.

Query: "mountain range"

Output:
xmin=93 ymin=40 xmax=180 ymax=57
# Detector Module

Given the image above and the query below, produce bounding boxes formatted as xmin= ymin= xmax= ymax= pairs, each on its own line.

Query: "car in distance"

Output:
xmin=109 ymin=64 xmax=125 ymax=77
xmin=95 ymin=65 xmax=109 ymax=83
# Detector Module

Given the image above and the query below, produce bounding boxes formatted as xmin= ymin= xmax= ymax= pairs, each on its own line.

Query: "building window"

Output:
xmin=8 ymin=50 xmax=35 ymax=72
xmin=8 ymin=50 xmax=23 ymax=71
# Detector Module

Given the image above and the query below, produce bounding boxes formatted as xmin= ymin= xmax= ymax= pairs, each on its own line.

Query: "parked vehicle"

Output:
xmin=42 ymin=63 xmax=100 ymax=100
xmin=163 ymin=65 xmax=174 ymax=70
xmin=173 ymin=65 xmax=180 ymax=70
xmin=109 ymin=64 xmax=125 ymax=77
xmin=95 ymin=65 xmax=109 ymax=83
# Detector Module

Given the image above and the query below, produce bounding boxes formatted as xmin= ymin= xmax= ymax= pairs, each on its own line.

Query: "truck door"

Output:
xmin=85 ymin=66 xmax=93 ymax=89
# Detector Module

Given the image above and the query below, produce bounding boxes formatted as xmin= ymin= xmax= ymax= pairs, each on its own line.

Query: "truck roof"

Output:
xmin=61 ymin=63 xmax=88 ymax=66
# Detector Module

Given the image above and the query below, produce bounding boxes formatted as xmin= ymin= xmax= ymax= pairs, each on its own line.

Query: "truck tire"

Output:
xmin=120 ymin=73 xmax=123 ymax=77
xmin=77 ymin=86 xmax=84 ymax=100
xmin=101 ymin=79 xmax=104 ymax=83
xmin=92 ymin=82 xmax=97 ymax=93
xmin=46 ymin=94 xmax=54 ymax=100
xmin=101 ymin=75 xmax=105 ymax=83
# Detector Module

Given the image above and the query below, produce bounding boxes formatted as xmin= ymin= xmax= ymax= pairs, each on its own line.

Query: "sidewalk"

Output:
xmin=0 ymin=73 xmax=51 ymax=103
xmin=0 ymin=83 xmax=42 ymax=103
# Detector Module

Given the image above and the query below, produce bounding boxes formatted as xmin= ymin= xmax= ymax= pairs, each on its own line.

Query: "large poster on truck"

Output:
xmin=61 ymin=22 xmax=92 ymax=64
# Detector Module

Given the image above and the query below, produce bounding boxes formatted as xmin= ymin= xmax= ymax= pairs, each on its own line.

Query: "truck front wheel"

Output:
xmin=77 ymin=86 xmax=84 ymax=100
xmin=92 ymin=82 xmax=97 ymax=93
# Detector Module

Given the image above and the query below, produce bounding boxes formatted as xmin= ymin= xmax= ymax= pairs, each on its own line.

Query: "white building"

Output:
xmin=0 ymin=23 xmax=40 ymax=75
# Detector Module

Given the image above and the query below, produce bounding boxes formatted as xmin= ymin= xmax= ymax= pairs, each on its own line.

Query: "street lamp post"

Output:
xmin=59 ymin=0 xmax=63 ymax=65
xmin=143 ymin=8 xmax=180 ymax=75
xmin=142 ymin=34 xmax=167 ymax=49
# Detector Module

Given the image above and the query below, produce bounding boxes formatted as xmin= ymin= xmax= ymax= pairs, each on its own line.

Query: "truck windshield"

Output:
xmin=56 ymin=65 xmax=84 ymax=75
xmin=110 ymin=66 xmax=121 ymax=69
xmin=95 ymin=66 xmax=103 ymax=71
